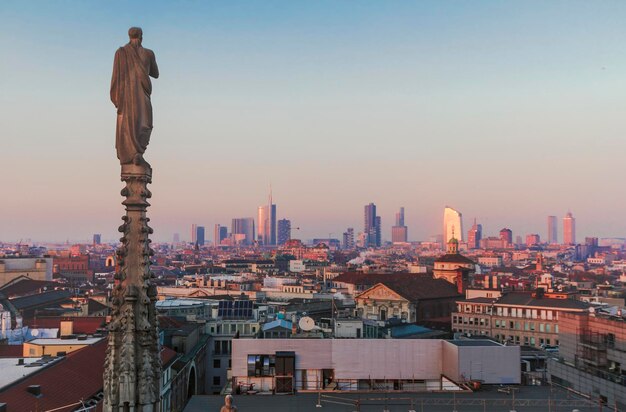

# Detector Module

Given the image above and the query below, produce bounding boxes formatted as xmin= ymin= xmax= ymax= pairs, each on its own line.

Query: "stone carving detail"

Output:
xmin=104 ymin=165 xmax=160 ymax=411
xmin=104 ymin=28 xmax=160 ymax=412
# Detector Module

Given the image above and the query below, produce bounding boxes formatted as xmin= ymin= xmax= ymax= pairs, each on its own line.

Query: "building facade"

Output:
xmin=547 ymin=215 xmax=558 ymax=244
xmin=548 ymin=310 xmax=626 ymax=409
xmin=231 ymin=218 xmax=255 ymax=245
xmin=452 ymin=292 xmax=589 ymax=348
xmin=277 ymin=219 xmax=291 ymax=245
xmin=364 ymin=203 xmax=381 ymax=247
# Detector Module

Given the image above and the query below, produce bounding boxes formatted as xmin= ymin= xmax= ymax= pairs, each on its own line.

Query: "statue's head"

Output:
xmin=128 ymin=27 xmax=143 ymax=41
xmin=224 ymin=395 xmax=233 ymax=406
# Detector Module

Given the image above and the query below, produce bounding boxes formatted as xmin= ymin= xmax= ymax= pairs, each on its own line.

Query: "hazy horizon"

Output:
xmin=1 ymin=1 xmax=625 ymax=243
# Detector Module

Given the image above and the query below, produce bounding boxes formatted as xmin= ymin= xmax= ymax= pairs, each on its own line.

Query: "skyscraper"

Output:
xmin=173 ymin=233 xmax=180 ymax=243
xmin=343 ymin=228 xmax=355 ymax=249
xmin=191 ymin=224 xmax=198 ymax=244
xmin=257 ymin=188 xmax=277 ymax=246
xmin=467 ymin=220 xmax=482 ymax=249
xmin=231 ymin=218 xmax=255 ymax=245
xmin=193 ymin=225 xmax=205 ymax=246
xmin=364 ymin=203 xmax=381 ymax=247
xmin=499 ymin=228 xmax=513 ymax=246
xmin=563 ymin=212 xmax=576 ymax=245
xmin=443 ymin=206 xmax=463 ymax=245
xmin=93 ymin=234 xmax=101 ymax=245
xmin=547 ymin=216 xmax=558 ymax=244
xmin=391 ymin=207 xmax=408 ymax=243
xmin=214 ymin=224 xmax=228 ymax=246
xmin=277 ymin=219 xmax=291 ymax=245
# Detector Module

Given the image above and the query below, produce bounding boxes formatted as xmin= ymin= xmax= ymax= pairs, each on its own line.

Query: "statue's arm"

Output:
xmin=110 ymin=48 xmax=121 ymax=108
xmin=149 ymin=50 xmax=159 ymax=79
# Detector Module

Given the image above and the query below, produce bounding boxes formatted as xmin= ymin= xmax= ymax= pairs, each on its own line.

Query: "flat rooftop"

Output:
xmin=27 ymin=337 xmax=104 ymax=346
xmin=185 ymin=387 xmax=596 ymax=412
xmin=448 ymin=339 xmax=502 ymax=347
xmin=0 ymin=357 xmax=60 ymax=391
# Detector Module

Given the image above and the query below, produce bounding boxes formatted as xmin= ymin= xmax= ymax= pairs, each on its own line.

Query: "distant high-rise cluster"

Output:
xmin=364 ymin=203 xmax=381 ymax=247
xmin=547 ymin=215 xmax=558 ymax=244
xmin=391 ymin=207 xmax=408 ymax=243
xmin=443 ymin=206 xmax=463 ymax=245
xmin=563 ymin=211 xmax=576 ymax=245
xmin=467 ymin=220 xmax=482 ymax=249
xmin=277 ymin=219 xmax=291 ymax=245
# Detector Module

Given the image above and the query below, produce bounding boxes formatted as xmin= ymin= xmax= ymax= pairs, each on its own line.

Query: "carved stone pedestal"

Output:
xmin=103 ymin=163 xmax=160 ymax=412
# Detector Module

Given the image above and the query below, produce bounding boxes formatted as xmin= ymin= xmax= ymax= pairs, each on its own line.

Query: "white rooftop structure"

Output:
xmin=0 ymin=357 xmax=62 ymax=390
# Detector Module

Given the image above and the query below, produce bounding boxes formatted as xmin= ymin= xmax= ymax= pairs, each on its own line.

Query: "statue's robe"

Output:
xmin=111 ymin=43 xmax=158 ymax=165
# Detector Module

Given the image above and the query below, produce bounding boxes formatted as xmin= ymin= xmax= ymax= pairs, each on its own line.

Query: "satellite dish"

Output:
xmin=298 ymin=316 xmax=315 ymax=331
xmin=31 ymin=329 xmax=39 ymax=337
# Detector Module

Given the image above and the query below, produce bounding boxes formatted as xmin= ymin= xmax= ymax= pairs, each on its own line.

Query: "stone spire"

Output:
xmin=104 ymin=28 xmax=160 ymax=412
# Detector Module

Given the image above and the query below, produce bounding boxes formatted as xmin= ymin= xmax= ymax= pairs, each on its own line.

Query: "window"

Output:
xmin=539 ymin=324 xmax=545 ymax=332
xmin=530 ymin=337 xmax=536 ymax=346
xmin=247 ymin=355 xmax=276 ymax=377
xmin=213 ymin=376 xmax=221 ymax=386
xmin=213 ymin=359 xmax=221 ymax=368
xmin=546 ymin=324 xmax=551 ymax=333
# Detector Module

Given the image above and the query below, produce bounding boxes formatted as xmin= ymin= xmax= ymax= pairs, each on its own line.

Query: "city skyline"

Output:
xmin=2 ymin=1 xmax=626 ymax=242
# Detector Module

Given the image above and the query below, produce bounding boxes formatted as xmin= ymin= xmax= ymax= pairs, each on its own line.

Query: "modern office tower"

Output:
xmin=93 ymin=234 xmax=101 ymax=245
xmin=547 ymin=216 xmax=558 ymax=244
xmin=214 ymin=224 xmax=228 ymax=246
xmin=277 ymin=219 xmax=291 ymax=245
xmin=526 ymin=234 xmax=541 ymax=246
xmin=364 ymin=203 xmax=381 ymax=247
xmin=391 ymin=207 xmax=408 ymax=243
xmin=443 ymin=206 xmax=463 ymax=245
xmin=467 ymin=220 xmax=482 ymax=249
xmin=257 ymin=189 xmax=277 ymax=246
xmin=191 ymin=224 xmax=198 ymax=244
xmin=231 ymin=218 xmax=255 ymax=245
xmin=342 ymin=228 xmax=355 ymax=249
xmin=193 ymin=225 xmax=205 ymax=246
xmin=375 ymin=216 xmax=382 ymax=246
xmin=499 ymin=228 xmax=513 ymax=246
xmin=563 ymin=212 xmax=576 ymax=245
xmin=173 ymin=233 xmax=180 ymax=243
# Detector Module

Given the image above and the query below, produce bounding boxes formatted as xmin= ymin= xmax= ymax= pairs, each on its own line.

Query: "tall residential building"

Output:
xmin=467 ymin=220 xmax=482 ymax=249
xmin=93 ymin=234 xmax=101 ymax=245
xmin=547 ymin=215 xmax=558 ymax=244
xmin=277 ymin=219 xmax=291 ymax=245
xmin=563 ymin=212 xmax=576 ymax=245
xmin=231 ymin=218 xmax=255 ymax=245
xmin=257 ymin=189 xmax=277 ymax=246
xmin=214 ymin=224 xmax=228 ymax=246
xmin=443 ymin=206 xmax=463 ymax=245
xmin=191 ymin=224 xmax=198 ymax=244
xmin=342 ymin=228 xmax=355 ymax=249
xmin=364 ymin=203 xmax=381 ymax=247
xmin=391 ymin=207 xmax=408 ymax=243
xmin=173 ymin=233 xmax=180 ymax=243
xmin=499 ymin=228 xmax=513 ymax=246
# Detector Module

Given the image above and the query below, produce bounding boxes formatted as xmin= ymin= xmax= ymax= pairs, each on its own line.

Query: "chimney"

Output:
xmin=26 ymin=385 xmax=42 ymax=397
xmin=17 ymin=359 xmax=24 ymax=366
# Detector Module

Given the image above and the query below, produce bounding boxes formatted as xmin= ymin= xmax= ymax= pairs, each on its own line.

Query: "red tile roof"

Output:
xmin=0 ymin=339 xmax=179 ymax=411
xmin=0 ymin=344 xmax=23 ymax=358
xmin=0 ymin=340 xmax=107 ymax=412
xmin=23 ymin=316 xmax=107 ymax=334
xmin=0 ymin=278 xmax=58 ymax=299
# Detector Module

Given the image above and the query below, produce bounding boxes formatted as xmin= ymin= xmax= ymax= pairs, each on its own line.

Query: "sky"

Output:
xmin=1 ymin=1 xmax=625 ymax=244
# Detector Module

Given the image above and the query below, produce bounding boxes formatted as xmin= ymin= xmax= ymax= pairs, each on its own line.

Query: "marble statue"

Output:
xmin=110 ymin=27 xmax=159 ymax=167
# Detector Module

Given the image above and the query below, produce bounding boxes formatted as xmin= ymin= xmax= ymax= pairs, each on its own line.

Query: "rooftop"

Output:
xmin=27 ymin=336 xmax=104 ymax=346
xmin=0 ymin=357 xmax=61 ymax=391
xmin=448 ymin=339 xmax=502 ymax=347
